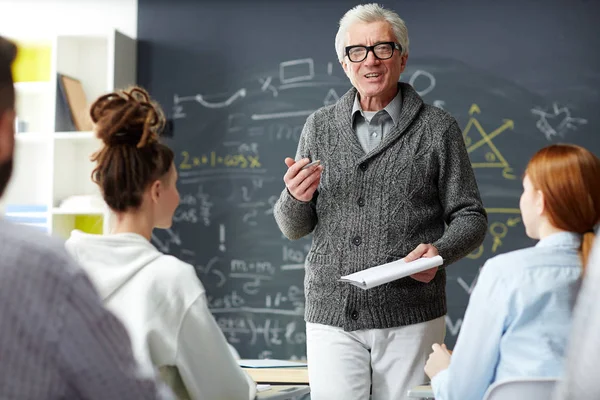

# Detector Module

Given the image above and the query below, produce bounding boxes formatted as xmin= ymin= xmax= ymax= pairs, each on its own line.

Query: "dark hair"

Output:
xmin=526 ymin=144 xmax=600 ymax=271
xmin=90 ymin=86 xmax=174 ymax=212
xmin=0 ymin=36 xmax=17 ymax=113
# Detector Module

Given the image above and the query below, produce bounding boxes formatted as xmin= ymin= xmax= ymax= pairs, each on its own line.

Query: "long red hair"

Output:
xmin=526 ymin=144 xmax=600 ymax=272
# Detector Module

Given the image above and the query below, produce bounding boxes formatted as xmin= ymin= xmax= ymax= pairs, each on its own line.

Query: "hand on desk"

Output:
xmin=404 ymin=243 xmax=439 ymax=283
xmin=424 ymin=343 xmax=451 ymax=379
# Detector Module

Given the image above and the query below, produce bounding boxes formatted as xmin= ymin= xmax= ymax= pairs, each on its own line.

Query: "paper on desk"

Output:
xmin=238 ymin=359 xmax=308 ymax=368
xmin=339 ymin=255 xmax=444 ymax=290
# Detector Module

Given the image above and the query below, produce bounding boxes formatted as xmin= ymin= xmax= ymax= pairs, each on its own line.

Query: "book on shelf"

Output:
xmin=55 ymin=73 xmax=93 ymax=132
xmin=339 ymin=255 xmax=444 ymax=290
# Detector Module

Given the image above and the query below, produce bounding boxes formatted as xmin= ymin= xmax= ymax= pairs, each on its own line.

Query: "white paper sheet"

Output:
xmin=339 ymin=255 xmax=444 ymax=290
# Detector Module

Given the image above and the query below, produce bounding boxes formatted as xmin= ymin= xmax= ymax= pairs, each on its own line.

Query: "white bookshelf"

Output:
xmin=2 ymin=30 xmax=136 ymax=239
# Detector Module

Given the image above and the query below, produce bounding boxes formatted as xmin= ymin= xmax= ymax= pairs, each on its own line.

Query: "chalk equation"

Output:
xmin=179 ymin=150 xmax=261 ymax=170
xmin=215 ymin=315 xmax=306 ymax=350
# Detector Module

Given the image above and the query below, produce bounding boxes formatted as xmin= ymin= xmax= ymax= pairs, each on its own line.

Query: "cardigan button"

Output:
xmin=351 ymin=310 xmax=359 ymax=320
xmin=359 ymin=162 xmax=368 ymax=171
xmin=357 ymin=197 xmax=365 ymax=207
xmin=352 ymin=236 xmax=362 ymax=246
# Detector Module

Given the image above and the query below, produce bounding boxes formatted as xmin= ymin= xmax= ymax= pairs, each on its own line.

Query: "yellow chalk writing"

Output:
xmin=178 ymin=151 xmax=262 ymax=170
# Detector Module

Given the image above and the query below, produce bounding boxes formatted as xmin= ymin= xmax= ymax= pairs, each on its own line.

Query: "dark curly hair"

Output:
xmin=90 ymin=86 xmax=174 ymax=212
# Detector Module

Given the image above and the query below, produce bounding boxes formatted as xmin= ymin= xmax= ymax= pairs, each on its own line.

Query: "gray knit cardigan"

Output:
xmin=274 ymin=83 xmax=488 ymax=331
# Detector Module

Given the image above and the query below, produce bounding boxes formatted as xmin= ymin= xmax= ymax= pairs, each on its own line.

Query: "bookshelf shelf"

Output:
xmin=5 ymin=30 xmax=136 ymax=239
xmin=53 ymin=131 xmax=95 ymax=140
xmin=52 ymin=207 xmax=105 ymax=215
xmin=15 ymin=132 xmax=50 ymax=142
xmin=14 ymin=81 xmax=52 ymax=93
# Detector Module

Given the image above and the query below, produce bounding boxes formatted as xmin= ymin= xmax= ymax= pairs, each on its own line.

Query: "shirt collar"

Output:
xmin=535 ymin=231 xmax=582 ymax=249
xmin=351 ymin=88 xmax=403 ymax=125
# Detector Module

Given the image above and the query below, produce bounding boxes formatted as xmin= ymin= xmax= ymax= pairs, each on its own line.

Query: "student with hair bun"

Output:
xmin=65 ymin=86 xmax=256 ymax=400
xmin=424 ymin=144 xmax=600 ymax=400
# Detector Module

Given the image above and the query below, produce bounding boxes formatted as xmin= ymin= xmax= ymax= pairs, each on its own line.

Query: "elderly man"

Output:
xmin=274 ymin=3 xmax=487 ymax=400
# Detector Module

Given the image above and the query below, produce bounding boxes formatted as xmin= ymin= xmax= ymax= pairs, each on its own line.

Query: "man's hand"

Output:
xmin=424 ymin=343 xmax=452 ymax=379
xmin=283 ymin=157 xmax=323 ymax=202
xmin=404 ymin=243 xmax=439 ymax=283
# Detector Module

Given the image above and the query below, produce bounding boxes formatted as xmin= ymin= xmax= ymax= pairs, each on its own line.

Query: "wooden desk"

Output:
xmin=243 ymin=367 xmax=309 ymax=384
xmin=256 ymin=385 xmax=310 ymax=400
xmin=407 ymin=384 xmax=434 ymax=399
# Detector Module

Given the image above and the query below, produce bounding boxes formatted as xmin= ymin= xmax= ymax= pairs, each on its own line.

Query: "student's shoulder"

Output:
xmin=0 ymin=221 xmax=89 ymax=308
xmin=147 ymin=254 xmax=206 ymax=293
xmin=0 ymin=220 xmax=79 ymax=275
xmin=480 ymin=246 xmax=539 ymax=278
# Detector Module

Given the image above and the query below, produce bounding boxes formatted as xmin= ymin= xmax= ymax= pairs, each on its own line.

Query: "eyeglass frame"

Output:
xmin=344 ymin=42 xmax=402 ymax=63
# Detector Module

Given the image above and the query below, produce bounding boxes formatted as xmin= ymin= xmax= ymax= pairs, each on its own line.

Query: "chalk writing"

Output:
xmin=463 ymin=104 xmax=515 ymax=180
xmin=179 ymin=151 xmax=261 ymax=170
xmin=531 ymin=102 xmax=588 ymax=141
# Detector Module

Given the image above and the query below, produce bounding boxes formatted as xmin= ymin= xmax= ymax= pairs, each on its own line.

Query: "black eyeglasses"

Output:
xmin=345 ymin=42 xmax=402 ymax=63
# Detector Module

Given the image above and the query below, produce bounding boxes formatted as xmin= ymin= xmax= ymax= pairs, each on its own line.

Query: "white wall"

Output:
xmin=0 ymin=0 xmax=138 ymax=39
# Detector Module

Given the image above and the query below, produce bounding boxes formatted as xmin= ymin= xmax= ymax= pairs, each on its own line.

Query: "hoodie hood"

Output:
xmin=65 ymin=230 xmax=163 ymax=300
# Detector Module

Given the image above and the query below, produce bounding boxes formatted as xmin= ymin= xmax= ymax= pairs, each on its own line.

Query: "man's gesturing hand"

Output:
xmin=283 ymin=157 xmax=323 ymax=202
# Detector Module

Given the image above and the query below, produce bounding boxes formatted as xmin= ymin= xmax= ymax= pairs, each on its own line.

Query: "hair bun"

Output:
xmin=103 ymin=130 xmax=145 ymax=147
xmin=90 ymin=86 xmax=165 ymax=149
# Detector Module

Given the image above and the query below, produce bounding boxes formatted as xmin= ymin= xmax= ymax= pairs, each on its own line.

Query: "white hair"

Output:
xmin=335 ymin=3 xmax=409 ymax=63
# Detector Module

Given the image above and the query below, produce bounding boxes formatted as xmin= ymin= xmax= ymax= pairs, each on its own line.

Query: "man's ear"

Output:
xmin=150 ymin=179 xmax=162 ymax=203
xmin=0 ymin=109 xmax=15 ymax=162
xmin=399 ymin=53 xmax=408 ymax=74
xmin=341 ymin=60 xmax=350 ymax=77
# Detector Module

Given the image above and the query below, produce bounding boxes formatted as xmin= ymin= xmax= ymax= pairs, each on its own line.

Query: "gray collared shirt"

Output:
xmin=352 ymin=89 xmax=402 ymax=153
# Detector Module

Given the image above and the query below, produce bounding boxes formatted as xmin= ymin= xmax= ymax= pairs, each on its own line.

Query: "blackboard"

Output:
xmin=138 ymin=0 xmax=600 ymax=359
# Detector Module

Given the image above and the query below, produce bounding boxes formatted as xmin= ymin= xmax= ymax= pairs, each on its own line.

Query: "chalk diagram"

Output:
xmin=531 ymin=102 xmax=587 ymax=141
xmin=463 ymin=104 xmax=516 ymax=180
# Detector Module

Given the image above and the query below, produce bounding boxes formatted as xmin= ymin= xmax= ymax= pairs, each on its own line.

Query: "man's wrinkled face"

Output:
xmin=341 ymin=20 xmax=407 ymax=102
